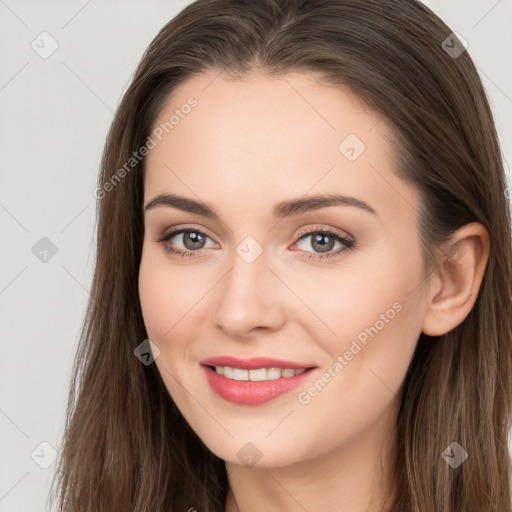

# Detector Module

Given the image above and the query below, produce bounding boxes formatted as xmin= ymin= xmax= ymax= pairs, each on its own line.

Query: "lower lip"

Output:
xmin=201 ymin=365 xmax=316 ymax=405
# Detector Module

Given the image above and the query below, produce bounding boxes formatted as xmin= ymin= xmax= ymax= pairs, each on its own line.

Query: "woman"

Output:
xmin=48 ymin=0 xmax=512 ymax=510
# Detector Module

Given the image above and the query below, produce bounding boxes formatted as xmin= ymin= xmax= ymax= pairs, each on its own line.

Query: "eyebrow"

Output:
xmin=143 ymin=193 xmax=377 ymax=218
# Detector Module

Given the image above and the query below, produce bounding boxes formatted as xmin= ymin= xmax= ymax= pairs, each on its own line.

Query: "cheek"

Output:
xmin=138 ymin=255 xmax=170 ymax=341
xmin=138 ymin=247 xmax=213 ymax=350
xmin=291 ymin=278 xmax=422 ymax=457
xmin=302 ymin=245 xmax=424 ymax=390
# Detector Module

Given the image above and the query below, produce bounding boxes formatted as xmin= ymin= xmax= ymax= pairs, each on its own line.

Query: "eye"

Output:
xmin=292 ymin=227 xmax=355 ymax=261
xmin=155 ymin=225 xmax=355 ymax=261
xmin=155 ymin=226 xmax=217 ymax=259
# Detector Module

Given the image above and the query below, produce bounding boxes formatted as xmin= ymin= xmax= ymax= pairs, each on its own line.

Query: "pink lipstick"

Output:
xmin=200 ymin=356 xmax=317 ymax=405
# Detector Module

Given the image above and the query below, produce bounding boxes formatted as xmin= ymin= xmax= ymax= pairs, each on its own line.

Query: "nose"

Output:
xmin=212 ymin=247 xmax=286 ymax=340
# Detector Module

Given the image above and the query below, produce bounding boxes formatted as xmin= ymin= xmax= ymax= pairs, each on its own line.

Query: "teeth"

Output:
xmin=233 ymin=368 xmax=249 ymax=380
xmin=212 ymin=366 xmax=306 ymax=381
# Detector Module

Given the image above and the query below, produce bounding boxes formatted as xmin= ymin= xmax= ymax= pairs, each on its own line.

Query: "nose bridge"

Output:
xmin=212 ymin=239 xmax=285 ymax=336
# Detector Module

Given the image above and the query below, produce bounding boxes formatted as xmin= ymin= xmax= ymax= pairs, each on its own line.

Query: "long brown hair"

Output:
xmin=47 ymin=0 xmax=512 ymax=510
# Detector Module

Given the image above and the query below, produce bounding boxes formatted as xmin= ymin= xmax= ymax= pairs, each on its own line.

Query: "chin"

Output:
xmin=201 ymin=435 xmax=308 ymax=469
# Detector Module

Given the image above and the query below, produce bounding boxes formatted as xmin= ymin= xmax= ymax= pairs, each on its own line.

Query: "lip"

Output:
xmin=200 ymin=357 xmax=318 ymax=405
xmin=200 ymin=356 xmax=315 ymax=370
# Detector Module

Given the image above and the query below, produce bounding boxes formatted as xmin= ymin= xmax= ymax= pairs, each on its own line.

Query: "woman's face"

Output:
xmin=138 ymin=70 xmax=429 ymax=467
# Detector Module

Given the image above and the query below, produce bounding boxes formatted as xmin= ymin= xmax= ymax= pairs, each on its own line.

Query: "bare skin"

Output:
xmin=138 ymin=69 xmax=490 ymax=512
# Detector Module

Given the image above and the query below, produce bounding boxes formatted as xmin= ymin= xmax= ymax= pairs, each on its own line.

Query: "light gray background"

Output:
xmin=1 ymin=1 xmax=511 ymax=510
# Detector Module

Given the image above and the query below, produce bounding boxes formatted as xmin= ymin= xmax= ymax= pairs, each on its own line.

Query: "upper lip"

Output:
xmin=200 ymin=356 xmax=316 ymax=370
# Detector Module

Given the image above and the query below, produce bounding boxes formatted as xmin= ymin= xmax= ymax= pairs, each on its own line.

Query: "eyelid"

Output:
xmin=294 ymin=224 xmax=353 ymax=242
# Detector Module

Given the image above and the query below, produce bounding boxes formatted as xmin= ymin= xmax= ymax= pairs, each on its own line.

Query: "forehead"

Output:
xmin=143 ymin=70 xmax=419 ymax=224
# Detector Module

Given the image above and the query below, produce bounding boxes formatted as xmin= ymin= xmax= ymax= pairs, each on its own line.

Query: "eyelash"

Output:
xmin=155 ymin=225 xmax=355 ymax=262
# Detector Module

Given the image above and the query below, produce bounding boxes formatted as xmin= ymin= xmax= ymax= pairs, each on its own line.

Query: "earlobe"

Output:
xmin=421 ymin=222 xmax=490 ymax=337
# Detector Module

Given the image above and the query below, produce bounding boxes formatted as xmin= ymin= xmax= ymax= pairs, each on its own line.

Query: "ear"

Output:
xmin=421 ymin=222 xmax=490 ymax=336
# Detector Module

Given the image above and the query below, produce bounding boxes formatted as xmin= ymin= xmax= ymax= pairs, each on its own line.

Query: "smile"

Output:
xmin=200 ymin=358 xmax=317 ymax=405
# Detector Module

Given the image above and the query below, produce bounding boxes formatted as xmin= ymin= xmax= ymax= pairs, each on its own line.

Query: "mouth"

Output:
xmin=199 ymin=356 xmax=318 ymax=405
